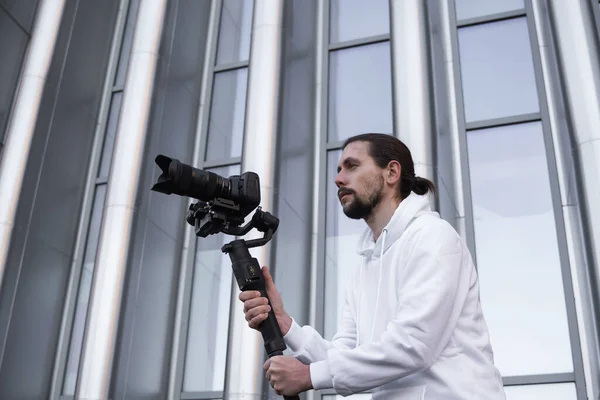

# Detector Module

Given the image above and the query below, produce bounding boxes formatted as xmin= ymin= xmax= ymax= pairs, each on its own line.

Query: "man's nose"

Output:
xmin=335 ymin=171 xmax=345 ymax=188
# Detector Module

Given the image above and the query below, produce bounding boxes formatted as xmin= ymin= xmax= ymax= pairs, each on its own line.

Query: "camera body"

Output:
xmin=151 ymin=155 xmax=261 ymax=237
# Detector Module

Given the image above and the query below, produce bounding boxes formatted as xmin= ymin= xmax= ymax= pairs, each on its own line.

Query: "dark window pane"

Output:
xmin=324 ymin=150 xmax=365 ymax=340
xmin=216 ymin=0 xmax=253 ymax=65
xmin=458 ymin=18 xmax=539 ymax=123
xmin=205 ymin=69 xmax=247 ymax=162
xmin=455 ymin=0 xmax=524 ymax=21
xmin=468 ymin=122 xmax=573 ymax=375
xmin=328 ymin=43 xmax=393 ymax=142
xmin=329 ymin=0 xmax=389 ymax=43
xmin=183 ymin=165 xmax=240 ymax=392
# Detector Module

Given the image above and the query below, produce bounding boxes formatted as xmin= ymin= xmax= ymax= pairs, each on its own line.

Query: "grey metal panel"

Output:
xmin=224 ymin=0 xmax=284 ymax=398
xmin=0 ymin=8 xmax=28 ymax=141
xmin=75 ymin=0 xmax=168 ymax=398
xmin=0 ymin=0 xmax=40 ymax=33
xmin=0 ymin=0 xmax=120 ymax=398
xmin=49 ymin=1 xmax=131 ymax=399
xmin=108 ymin=1 xmax=212 ymax=399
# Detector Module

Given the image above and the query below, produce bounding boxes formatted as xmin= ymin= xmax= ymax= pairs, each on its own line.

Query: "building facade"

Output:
xmin=0 ymin=0 xmax=599 ymax=399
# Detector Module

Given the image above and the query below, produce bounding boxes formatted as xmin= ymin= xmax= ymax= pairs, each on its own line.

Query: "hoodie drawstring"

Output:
xmin=370 ymin=228 xmax=387 ymax=342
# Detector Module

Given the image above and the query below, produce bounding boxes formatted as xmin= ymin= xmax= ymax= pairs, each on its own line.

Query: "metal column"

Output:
xmin=0 ymin=0 xmax=66 ymax=293
xmin=389 ymin=0 xmax=436 ymax=186
xmin=74 ymin=1 xmax=168 ymax=398
xmin=224 ymin=0 xmax=285 ymax=398
xmin=542 ymin=0 xmax=600 ymax=398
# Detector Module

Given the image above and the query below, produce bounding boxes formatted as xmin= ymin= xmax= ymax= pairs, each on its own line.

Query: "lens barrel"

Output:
xmin=151 ymin=155 xmax=230 ymax=201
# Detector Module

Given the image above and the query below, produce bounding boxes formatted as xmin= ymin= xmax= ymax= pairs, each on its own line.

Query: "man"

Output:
xmin=239 ymin=133 xmax=506 ymax=399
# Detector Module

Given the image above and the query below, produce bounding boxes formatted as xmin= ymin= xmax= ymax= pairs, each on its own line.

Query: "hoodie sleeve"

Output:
xmin=309 ymin=223 xmax=470 ymax=396
xmin=283 ymin=277 xmax=357 ymax=365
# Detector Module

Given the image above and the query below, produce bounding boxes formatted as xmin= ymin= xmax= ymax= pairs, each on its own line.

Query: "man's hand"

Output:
xmin=264 ymin=356 xmax=312 ymax=396
xmin=239 ymin=266 xmax=292 ymax=335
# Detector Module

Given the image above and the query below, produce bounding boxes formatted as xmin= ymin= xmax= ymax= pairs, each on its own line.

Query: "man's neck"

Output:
xmin=365 ymin=195 xmax=402 ymax=242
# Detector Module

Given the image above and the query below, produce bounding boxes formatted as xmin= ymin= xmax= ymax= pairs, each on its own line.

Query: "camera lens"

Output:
xmin=151 ymin=155 xmax=231 ymax=202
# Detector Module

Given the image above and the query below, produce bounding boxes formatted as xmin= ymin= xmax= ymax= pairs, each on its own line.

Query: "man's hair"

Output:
xmin=343 ymin=133 xmax=436 ymax=199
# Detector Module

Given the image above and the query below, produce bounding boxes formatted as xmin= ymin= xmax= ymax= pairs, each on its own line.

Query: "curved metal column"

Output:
xmin=74 ymin=1 xmax=168 ymax=398
xmin=0 ymin=0 xmax=66 ymax=293
xmin=431 ymin=0 xmax=472 ymax=242
xmin=224 ymin=0 xmax=284 ymax=398
xmin=541 ymin=0 xmax=600 ymax=398
xmin=389 ymin=0 xmax=436 ymax=188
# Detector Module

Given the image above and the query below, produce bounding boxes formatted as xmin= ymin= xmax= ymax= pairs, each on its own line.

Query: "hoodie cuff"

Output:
xmin=309 ymin=360 xmax=333 ymax=390
xmin=282 ymin=318 xmax=305 ymax=354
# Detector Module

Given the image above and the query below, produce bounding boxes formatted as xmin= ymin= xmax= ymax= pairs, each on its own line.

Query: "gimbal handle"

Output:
xmin=222 ymin=239 xmax=301 ymax=400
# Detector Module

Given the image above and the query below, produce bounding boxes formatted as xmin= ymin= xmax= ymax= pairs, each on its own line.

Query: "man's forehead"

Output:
xmin=339 ymin=141 xmax=370 ymax=163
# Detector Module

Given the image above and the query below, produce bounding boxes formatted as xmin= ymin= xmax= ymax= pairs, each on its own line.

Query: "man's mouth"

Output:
xmin=338 ymin=189 xmax=353 ymax=201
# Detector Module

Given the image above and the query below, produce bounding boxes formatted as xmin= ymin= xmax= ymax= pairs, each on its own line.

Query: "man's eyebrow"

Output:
xmin=337 ymin=157 xmax=361 ymax=173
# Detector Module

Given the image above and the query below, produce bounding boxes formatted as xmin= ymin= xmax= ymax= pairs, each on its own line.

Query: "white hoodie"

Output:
xmin=283 ymin=193 xmax=506 ymax=399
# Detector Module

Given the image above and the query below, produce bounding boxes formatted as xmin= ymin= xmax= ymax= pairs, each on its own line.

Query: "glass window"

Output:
xmin=329 ymin=0 xmax=389 ymax=43
xmin=504 ymin=383 xmax=577 ymax=400
xmin=328 ymin=43 xmax=393 ymax=143
xmin=324 ymin=150 xmax=367 ymax=340
xmin=467 ymin=122 xmax=573 ymax=376
xmin=98 ymin=92 xmax=123 ymax=178
xmin=62 ymin=184 xmax=107 ymax=395
xmin=216 ymin=0 xmax=253 ymax=65
xmin=205 ymin=69 xmax=247 ymax=162
xmin=183 ymin=165 xmax=239 ymax=392
xmin=114 ymin=0 xmax=141 ymax=87
xmin=455 ymin=0 xmax=524 ymax=21
xmin=458 ymin=18 xmax=539 ymax=123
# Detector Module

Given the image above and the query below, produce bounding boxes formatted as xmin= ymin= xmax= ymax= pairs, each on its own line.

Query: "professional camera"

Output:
xmin=151 ymin=154 xmax=271 ymax=238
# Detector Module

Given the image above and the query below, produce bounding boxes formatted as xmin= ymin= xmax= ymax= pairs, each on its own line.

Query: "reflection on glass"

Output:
xmin=468 ymin=122 xmax=573 ymax=376
xmin=205 ymin=69 xmax=247 ymax=161
xmin=329 ymin=0 xmax=389 ymax=43
xmin=98 ymin=92 xmax=123 ymax=178
xmin=504 ymin=382 xmax=577 ymax=400
xmin=62 ymin=184 xmax=107 ymax=395
xmin=183 ymin=165 xmax=240 ymax=392
xmin=328 ymin=43 xmax=393 ymax=142
xmin=458 ymin=18 xmax=539 ymax=123
xmin=324 ymin=150 xmax=366 ymax=340
xmin=455 ymin=0 xmax=524 ymax=21
xmin=216 ymin=0 xmax=253 ymax=65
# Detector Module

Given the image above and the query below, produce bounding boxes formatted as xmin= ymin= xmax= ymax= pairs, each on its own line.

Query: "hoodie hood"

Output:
xmin=357 ymin=192 xmax=435 ymax=261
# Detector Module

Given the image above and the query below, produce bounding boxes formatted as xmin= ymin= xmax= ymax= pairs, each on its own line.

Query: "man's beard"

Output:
xmin=341 ymin=175 xmax=384 ymax=220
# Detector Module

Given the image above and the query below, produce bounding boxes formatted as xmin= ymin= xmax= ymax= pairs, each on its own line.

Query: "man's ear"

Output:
xmin=386 ymin=160 xmax=401 ymax=185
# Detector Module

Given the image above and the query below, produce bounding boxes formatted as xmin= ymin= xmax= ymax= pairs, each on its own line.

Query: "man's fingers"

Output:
xmin=242 ymin=297 xmax=269 ymax=313
xmin=244 ymin=305 xmax=271 ymax=322
xmin=239 ymin=290 xmax=261 ymax=302
xmin=249 ymin=313 xmax=269 ymax=329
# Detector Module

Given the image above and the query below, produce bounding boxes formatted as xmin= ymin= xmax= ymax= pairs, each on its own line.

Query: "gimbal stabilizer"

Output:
xmin=152 ymin=155 xmax=300 ymax=400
